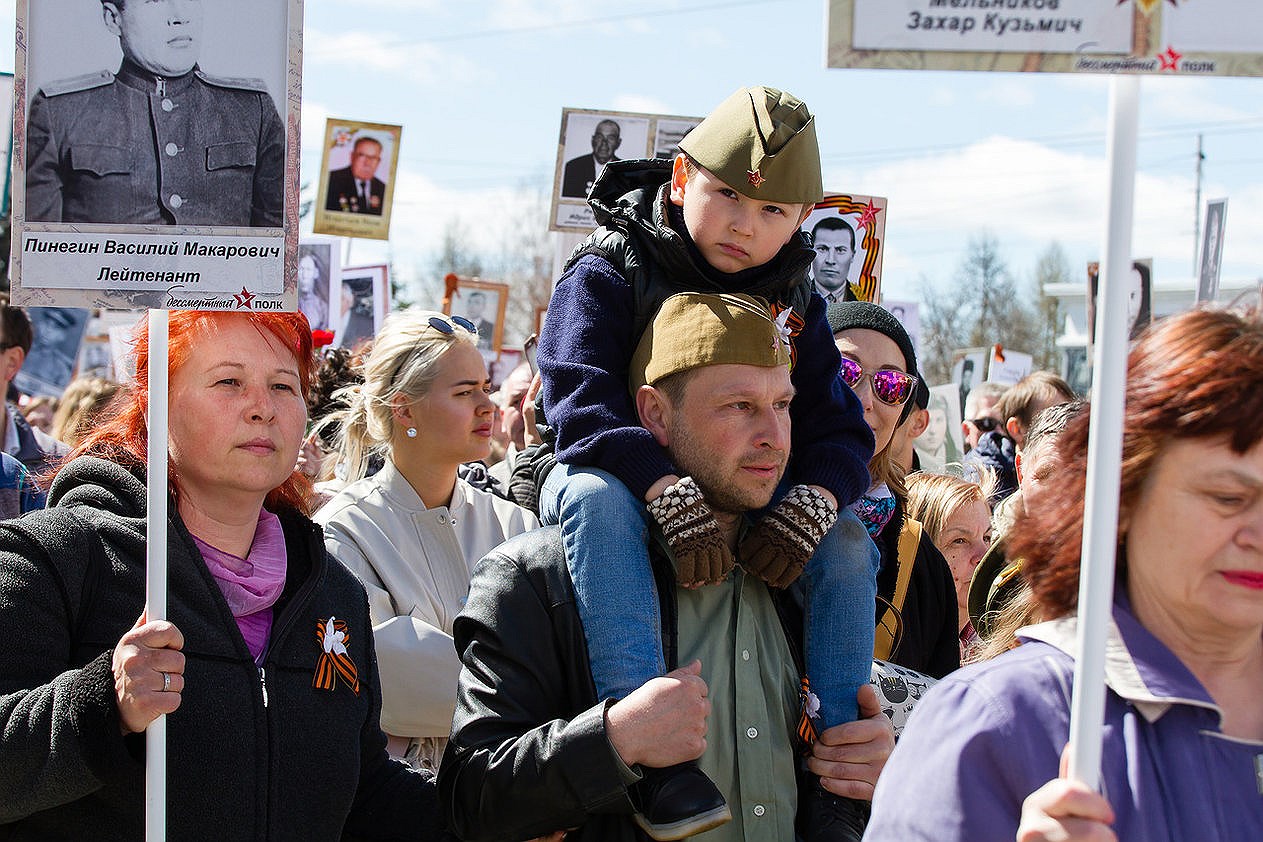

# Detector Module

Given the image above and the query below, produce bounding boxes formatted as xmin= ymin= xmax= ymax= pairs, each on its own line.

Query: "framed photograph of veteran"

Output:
xmin=551 ymin=107 xmax=701 ymax=233
xmin=444 ymin=277 xmax=508 ymax=361
xmin=11 ymin=0 xmax=301 ymax=312
xmin=312 ymin=119 xmax=403 ymax=242
xmin=333 ymin=264 xmax=389 ymax=353
xmin=15 ymin=306 xmax=91 ymax=398
xmin=802 ymin=193 xmax=888 ymax=304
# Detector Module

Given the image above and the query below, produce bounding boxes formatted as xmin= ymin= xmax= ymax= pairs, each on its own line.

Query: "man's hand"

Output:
xmin=113 ymin=610 xmax=186 ymax=735
xmin=1017 ymin=746 xmax=1117 ymax=842
xmin=806 ymin=684 xmax=895 ymax=800
xmin=740 ymin=484 xmax=837 ymax=588
xmin=605 ymin=660 xmax=710 ymax=769
xmin=646 ymin=477 xmax=733 ymax=586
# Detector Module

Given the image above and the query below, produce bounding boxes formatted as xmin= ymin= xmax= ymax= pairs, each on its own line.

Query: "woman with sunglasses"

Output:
xmin=314 ymin=310 xmax=538 ymax=772
xmin=826 ymin=302 xmax=961 ymax=679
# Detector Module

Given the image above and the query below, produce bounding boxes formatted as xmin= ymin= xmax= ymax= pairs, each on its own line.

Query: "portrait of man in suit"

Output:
xmin=560 ymin=118 xmax=621 ymax=199
xmin=325 ymin=135 xmax=386 ymax=215
xmin=465 ymin=291 xmax=495 ymax=351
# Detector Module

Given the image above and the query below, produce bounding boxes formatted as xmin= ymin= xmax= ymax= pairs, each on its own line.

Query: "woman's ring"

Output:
xmin=161 ymin=671 xmax=171 ymax=692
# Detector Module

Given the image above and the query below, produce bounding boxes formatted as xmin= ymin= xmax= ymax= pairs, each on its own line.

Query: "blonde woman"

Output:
xmin=315 ymin=310 xmax=538 ymax=772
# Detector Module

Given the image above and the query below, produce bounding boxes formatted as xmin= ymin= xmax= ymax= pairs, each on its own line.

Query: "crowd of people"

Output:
xmin=1 ymin=84 xmax=1260 ymax=842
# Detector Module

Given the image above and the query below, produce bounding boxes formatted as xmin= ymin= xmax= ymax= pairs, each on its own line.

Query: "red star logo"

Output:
xmin=856 ymin=200 xmax=882 ymax=232
xmin=1158 ymin=45 xmax=1182 ymax=71
xmin=747 ymin=169 xmax=765 ymax=188
xmin=233 ymin=287 xmax=256 ymax=309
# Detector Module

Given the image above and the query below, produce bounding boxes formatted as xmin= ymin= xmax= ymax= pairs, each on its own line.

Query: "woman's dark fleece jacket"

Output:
xmin=0 ymin=456 xmax=443 ymax=841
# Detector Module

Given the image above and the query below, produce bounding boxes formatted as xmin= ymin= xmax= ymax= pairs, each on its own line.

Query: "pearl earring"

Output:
xmin=405 ymin=427 xmax=417 ymax=438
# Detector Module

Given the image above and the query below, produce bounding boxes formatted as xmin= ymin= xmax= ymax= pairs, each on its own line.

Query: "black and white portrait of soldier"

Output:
xmin=15 ymin=307 xmax=90 ymax=398
xmin=23 ymin=0 xmax=286 ymax=227
xmin=325 ymin=135 xmax=387 ymax=215
xmin=560 ymin=118 xmax=621 ymax=199
xmin=462 ymin=291 xmax=496 ymax=351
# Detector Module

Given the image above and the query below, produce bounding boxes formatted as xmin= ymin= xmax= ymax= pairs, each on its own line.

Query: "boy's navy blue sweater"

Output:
xmin=538 ymin=160 xmax=874 ymax=506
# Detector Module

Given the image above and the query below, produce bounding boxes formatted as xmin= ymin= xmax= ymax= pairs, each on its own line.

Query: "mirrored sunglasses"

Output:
xmin=428 ymin=315 xmax=476 ymax=335
xmin=838 ymin=357 xmax=917 ymax=406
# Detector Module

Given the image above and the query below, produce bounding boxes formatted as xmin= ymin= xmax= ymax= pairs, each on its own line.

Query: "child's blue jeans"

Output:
xmin=539 ymin=463 xmax=879 ymax=728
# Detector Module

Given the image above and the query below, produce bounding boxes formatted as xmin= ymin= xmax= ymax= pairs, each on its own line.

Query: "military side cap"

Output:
xmin=679 ymin=86 xmax=823 ymax=205
xmin=967 ymin=538 xmax=1025 ymax=640
xmin=630 ymin=293 xmax=791 ymax=393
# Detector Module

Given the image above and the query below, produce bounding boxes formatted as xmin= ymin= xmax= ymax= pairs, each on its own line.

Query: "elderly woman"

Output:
xmin=865 ymin=306 xmax=1263 ymax=841
xmin=905 ymin=472 xmax=994 ymax=656
xmin=0 ymin=311 xmax=441 ymax=841
xmin=315 ymin=310 xmax=538 ymax=772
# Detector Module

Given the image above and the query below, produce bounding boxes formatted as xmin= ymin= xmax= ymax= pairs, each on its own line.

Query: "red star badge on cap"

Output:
xmin=1158 ymin=45 xmax=1182 ymax=71
xmin=747 ymin=169 xmax=765 ymax=188
xmin=233 ymin=287 xmax=256 ymax=309
xmin=856 ymin=200 xmax=882 ymax=232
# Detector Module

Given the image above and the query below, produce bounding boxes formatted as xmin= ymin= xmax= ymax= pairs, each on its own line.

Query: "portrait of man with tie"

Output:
xmin=325 ymin=135 xmax=387 ymax=216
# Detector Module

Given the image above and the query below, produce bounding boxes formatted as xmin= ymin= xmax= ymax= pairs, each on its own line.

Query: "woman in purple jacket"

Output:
xmin=866 ymin=305 xmax=1263 ymax=842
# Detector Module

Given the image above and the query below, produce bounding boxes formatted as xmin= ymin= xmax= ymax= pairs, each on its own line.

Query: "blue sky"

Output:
xmin=5 ymin=0 xmax=1261 ymax=310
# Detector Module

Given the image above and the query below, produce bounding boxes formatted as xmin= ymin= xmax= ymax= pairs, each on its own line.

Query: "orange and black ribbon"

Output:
xmin=314 ymin=617 xmax=360 ymax=696
xmin=797 ymin=675 xmax=819 ymax=748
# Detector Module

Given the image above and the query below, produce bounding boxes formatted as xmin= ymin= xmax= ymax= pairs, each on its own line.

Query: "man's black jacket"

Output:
xmin=438 ymin=526 xmax=807 ymax=842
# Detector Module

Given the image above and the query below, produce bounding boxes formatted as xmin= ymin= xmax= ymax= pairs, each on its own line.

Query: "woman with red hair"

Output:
xmin=0 ymin=311 xmax=443 ymax=841
xmin=866 ymin=305 xmax=1263 ymax=842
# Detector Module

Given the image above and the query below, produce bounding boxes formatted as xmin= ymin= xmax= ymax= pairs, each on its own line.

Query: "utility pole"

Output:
xmin=1193 ymin=133 xmax=1204 ymax=276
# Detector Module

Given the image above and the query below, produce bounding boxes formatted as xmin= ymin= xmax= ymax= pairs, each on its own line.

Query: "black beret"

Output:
xmin=825 ymin=300 xmax=918 ymax=378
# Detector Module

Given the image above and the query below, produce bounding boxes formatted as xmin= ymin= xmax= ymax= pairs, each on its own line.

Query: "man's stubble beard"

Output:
xmin=667 ymin=422 xmax=785 ymax=516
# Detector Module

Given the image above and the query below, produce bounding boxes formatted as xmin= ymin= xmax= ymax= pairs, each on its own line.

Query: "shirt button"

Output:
xmin=436 ymin=513 xmax=447 ymax=524
xmin=169 ymin=194 xmax=184 ymax=208
xmin=741 ymin=649 xmax=750 ymax=661
xmin=165 ymin=142 xmax=180 ymax=157
xmin=746 ymin=727 xmax=758 ymax=739
xmin=161 ymin=98 xmax=175 ymax=112
xmin=752 ymin=805 xmax=765 ymax=817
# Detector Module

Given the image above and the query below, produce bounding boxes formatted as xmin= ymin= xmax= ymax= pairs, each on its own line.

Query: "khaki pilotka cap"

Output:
xmin=678 ymin=86 xmax=824 ymax=205
xmin=629 ymin=292 xmax=791 ymax=394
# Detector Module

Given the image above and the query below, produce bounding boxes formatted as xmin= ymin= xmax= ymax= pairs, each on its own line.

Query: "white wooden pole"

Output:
xmin=1067 ymin=74 xmax=1140 ymax=790
xmin=145 ymin=308 xmax=170 ymax=842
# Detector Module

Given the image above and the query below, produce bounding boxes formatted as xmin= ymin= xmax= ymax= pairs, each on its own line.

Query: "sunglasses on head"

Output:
xmin=428 ymin=315 xmax=476 ymax=335
xmin=969 ymin=417 xmax=1000 ymax=432
xmin=838 ymin=357 xmax=917 ymax=406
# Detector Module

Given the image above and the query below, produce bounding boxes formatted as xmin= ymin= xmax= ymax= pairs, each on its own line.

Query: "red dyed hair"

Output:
xmin=72 ymin=310 xmax=317 ymax=515
xmin=1009 ymin=306 xmax=1263 ymax=618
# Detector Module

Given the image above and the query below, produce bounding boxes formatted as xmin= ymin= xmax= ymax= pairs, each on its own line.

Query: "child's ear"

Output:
xmin=669 ymin=155 xmax=689 ymax=208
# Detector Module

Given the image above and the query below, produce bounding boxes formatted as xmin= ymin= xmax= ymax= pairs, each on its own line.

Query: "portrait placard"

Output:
xmin=1196 ymin=198 xmax=1228 ymax=304
xmin=551 ymin=107 xmax=701 ymax=232
xmin=882 ymin=299 xmax=920 ymax=358
xmin=297 ymin=236 xmax=343 ymax=333
xmin=312 ymin=119 xmax=403 ymax=241
xmin=333 ymin=264 xmax=389 ymax=353
xmin=828 ymin=0 xmax=1263 ymax=77
xmin=1087 ymin=258 xmax=1152 ymax=347
xmin=915 ymin=384 xmax=965 ymax=475
xmin=15 ymin=307 xmax=91 ymax=398
xmin=11 ymin=0 xmax=303 ymax=312
xmin=951 ymin=347 xmax=988 ymax=421
xmin=802 ymin=194 xmax=889 ymax=303
xmin=443 ymin=277 xmax=509 ymax=362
